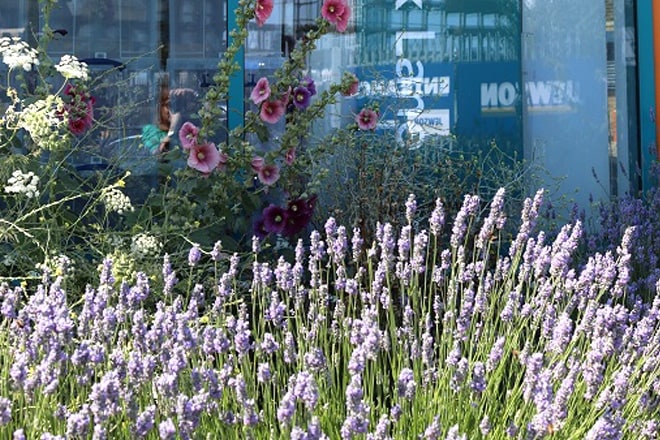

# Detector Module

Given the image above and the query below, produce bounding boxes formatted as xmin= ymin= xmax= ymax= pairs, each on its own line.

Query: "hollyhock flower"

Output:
xmin=260 ymin=99 xmax=285 ymax=124
xmin=335 ymin=3 xmax=351 ymax=32
xmin=253 ymin=216 xmax=269 ymax=239
xmin=341 ymin=72 xmax=359 ymax=96
xmin=321 ymin=0 xmax=347 ymax=25
xmin=292 ymin=86 xmax=312 ymax=110
xmin=188 ymin=142 xmax=221 ymax=174
xmin=251 ymin=156 xmax=265 ymax=172
xmin=250 ymin=77 xmax=271 ymax=105
xmin=257 ymin=163 xmax=280 ymax=186
xmin=68 ymin=117 xmax=90 ymax=136
xmin=178 ymin=122 xmax=199 ymax=150
xmin=218 ymin=151 xmax=229 ymax=171
xmin=356 ymin=108 xmax=378 ymax=130
xmin=301 ymin=76 xmax=317 ymax=96
xmin=262 ymin=204 xmax=288 ymax=234
xmin=255 ymin=0 xmax=274 ymax=26
xmin=284 ymin=147 xmax=296 ymax=165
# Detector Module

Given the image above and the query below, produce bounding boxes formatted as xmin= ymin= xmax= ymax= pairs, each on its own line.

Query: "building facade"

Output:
xmin=1 ymin=0 xmax=655 ymax=213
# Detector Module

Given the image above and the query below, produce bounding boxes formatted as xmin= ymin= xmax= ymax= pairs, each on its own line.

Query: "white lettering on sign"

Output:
xmin=480 ymin=80 xmax=579 ymax=112
xmin=359 ymin=76 xmax=450 ymax=97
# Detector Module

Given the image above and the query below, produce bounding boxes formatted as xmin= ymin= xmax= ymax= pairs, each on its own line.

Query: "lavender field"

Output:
xmin=1 ymin=189 xmax=659 ymax=439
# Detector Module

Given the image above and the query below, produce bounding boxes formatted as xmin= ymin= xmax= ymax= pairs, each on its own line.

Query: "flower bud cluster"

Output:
xmin=4 ymin=170 xmax=40 ymax=199
xmin=101 ymin=188 xmax=134 ymax=215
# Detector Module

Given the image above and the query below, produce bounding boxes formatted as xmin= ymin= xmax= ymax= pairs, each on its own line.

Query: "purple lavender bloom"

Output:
xmin=13 ymin=429 xmax=25 ymax=440
xmin=397 ymin=368 xmax=416 ymax=400
xmin=584 ymin=412 xmax=624 ymax=440
xmin=133 ymin=405 xmax=156 ymax=438
xmin=90 ymin=370 xmax=122 ymax=422
xmin=476 ymin=188 xmax=506 ymax=251
xmin=162 ymin=254 xmax=178 ymax=297
xmin=257 ymin=362 xmax=272 ymax=383
xmin=158 ymin=418 xmax=177 ymax=440
xmin=0 ymin=397 xmax=11 ymax=425
xmin=259 ymin=332 xmax=281 ymax=355
xmin=188 ymin=243 xmax=201 ymax=266
xmin=210 ymin=240 xmax=223 ymax=261
xmin=92 ymin=426 xmax=107 ymax=440
xmin=470 ymin=362 xmax=487 ymax=395
xmin=341 ymin=415 xmax=369 ymax=440
xmin=450 ymin=194 xmax=480 ymax=248
xmin=369 ymin=414 xmax=391 ymax=440
xmin=0 ymin=284 xmax=20 ymax=319
xmin=505 ymin=422 xmax=518 ymax=437
xmin=405 ymin=194 xmax=417 ymax=224
xmin=277 ymin=389 xmax=296 ymax=424
xmin=294 ymin=371 xmax=319 ymax=410
xmin=304 ymin=348 xmax=327 ymax=373
xmin=523 ymin=353 xmax=544 ymax=403
xmin=66 ymin=406 xmax=90 ymax=438
xmin=429 ymin=198 xmax=445 ymax=236
xmin=283 ymin=331 xmax=297 ymax=363
xmin=548 ymin=312 xmax=574 ymax=354
xmin=421 ymin=416 xmax=441 ymax=440
xmin=479 ymin=416 xmax=491 ymax=435
xmin=444 ymin=425 xmax=466 ymax=440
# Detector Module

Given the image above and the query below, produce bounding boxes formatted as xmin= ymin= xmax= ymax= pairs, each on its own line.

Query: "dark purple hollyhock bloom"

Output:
xmin=282 ymin=195 xmax=317 ymax=236
xmin=253 ymin=216 xmax=269 ymax=239
xmin=262 ymin=204 xmax=288 ymax=234
xmin=301 ymin=76 xmax=317 ymax=96
xmin=292 ymin=86 xmax=312 ymax=110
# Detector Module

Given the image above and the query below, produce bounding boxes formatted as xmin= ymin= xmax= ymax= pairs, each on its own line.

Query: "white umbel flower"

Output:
xmin=101 ymin=188 xmax=134 ymax=214
xmin=55 ymin=54 xmax=89 ymax=80
xmin=130 ymin=233 xmax=162 ymax=259
xmin=16 ymin=95 xmax=66 ymax=145
xmin=4 ymin=170 xmax=39 ymax=199
xmin=0 ymin=37 xmax=39 ymax=71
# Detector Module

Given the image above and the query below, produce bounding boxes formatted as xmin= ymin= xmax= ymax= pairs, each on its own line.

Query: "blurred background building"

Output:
xmin=1 ymin=0 xmax=655 ymax=211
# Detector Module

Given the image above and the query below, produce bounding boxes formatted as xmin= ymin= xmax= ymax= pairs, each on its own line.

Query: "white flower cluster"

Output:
xmin=4 ymin=170 xmax=39 ymax=199
xmin=16 ymin=95 xmax=66 ymax=145
xmin=0 ymin=37 xmax=40 ymax=71
xmin=101 ymin=188 xmax=134 ymax=214
xmin=130 ymin=233 xmax=162 ymax=259
xmin=55 ymin=54 xmax=89 ymax=80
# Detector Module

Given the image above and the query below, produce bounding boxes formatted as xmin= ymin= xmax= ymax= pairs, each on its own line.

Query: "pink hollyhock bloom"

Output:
xmin=188 ymin=142 xmax=221 ymax=174
xmin=341 ymin=72 xmax=359 ymax=96
xmin=279 ymin=87 xmax=292 ymax=107
xmin=356 ymin=108 xmax=378 ymax=130
xmin=335 ymin=3 xmax=351 ymax=32
xmin=250 ymin=77 xmax=271 ymax=105
xmin=218 ymin=151 xmax=229 ymax=171
xmin=255 ymin=0 xmax=274 ymax=26
xmin=251 ymin=156 xmax=265 ymax=172
xmin=260 ymin=99 xmax=285 ymax=124
xmin=178 ymin=122 xmax=199 ymax=150
xmin=257 ymin=163 xmax=280 ymax=186
xmin=321 ymin=0 xmax=347 ymax=24
xmin=284 ymin=147 xmax=296 ymax=165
